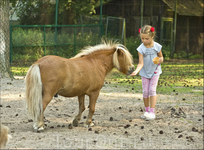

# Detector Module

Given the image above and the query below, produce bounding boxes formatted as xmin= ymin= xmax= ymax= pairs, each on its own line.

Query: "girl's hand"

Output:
xmin=130 ymin=71 xmax=137 ymax=76
xmin=157 ymin=50 xmax=164 ymax=63
xmin=159 ymin=57 xmax=163 ymax=63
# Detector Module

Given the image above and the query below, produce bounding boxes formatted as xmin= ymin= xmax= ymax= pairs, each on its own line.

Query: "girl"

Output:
xmin=130 ymin=25 xmax=164 ymax=120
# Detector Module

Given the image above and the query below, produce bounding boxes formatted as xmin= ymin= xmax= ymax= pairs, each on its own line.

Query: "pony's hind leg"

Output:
xmin=33 ymin=112 xmax=44 ymax=132
xmin=33 ymin=93 xmax=53 ymax=132
xmin=73 ymin=94 xmax=85 ymax=127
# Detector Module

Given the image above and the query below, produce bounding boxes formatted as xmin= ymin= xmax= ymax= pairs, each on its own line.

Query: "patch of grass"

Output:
xmin=11 ymin=66 xmax=30 ymax=76
xmin=11 ymin=60 xmax=203 ymax=97
xmin=105 ymin=60 xmax=203 ymax=96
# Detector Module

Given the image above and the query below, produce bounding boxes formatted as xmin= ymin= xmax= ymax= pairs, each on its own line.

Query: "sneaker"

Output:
xmin=146 ymin=113 xmax=156 ymax=120
xmin=140 ymin=112 xmax=149 ymax=119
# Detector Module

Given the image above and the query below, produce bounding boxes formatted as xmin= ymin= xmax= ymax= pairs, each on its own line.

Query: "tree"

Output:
xmin=10 ymin=0 xmax=102 ymax=25
xmin=0 ymin=0 xmax=11 ymax=78
xmin=58 ymin=0 xmax=101 ymax=24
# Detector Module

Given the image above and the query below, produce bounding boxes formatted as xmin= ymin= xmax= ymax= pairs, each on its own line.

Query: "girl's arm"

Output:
xmin=158 ymin=49 xmax=164 ymax=63
xmin=130 ymin=52 xmax=144 ymax=76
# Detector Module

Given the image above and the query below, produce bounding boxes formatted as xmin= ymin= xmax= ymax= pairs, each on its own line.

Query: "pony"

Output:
xmin=0 ymin=124 xmax=11 ymax=148
xmin=25 ymin=41 xmax=135 ymax=132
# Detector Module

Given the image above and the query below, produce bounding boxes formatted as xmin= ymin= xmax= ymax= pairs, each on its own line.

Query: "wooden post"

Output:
xmin=140 ymin=0 xmax=144 ymax=27
xmin=186 ymin=17 xmax=189 ymax=59
xmin=150 ymin=1 xmax=153 ymax=25
xmin=54 ymin=0 xmax=58 ymax=55
xmin=100 ymin=0 xmax=103 ymax=38
xmin=172 ymin=0 xmax=177 ymax=58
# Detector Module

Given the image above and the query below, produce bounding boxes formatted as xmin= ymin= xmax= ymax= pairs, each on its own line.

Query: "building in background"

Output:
xmin=95 ymin=0 xmax=203 ymax=56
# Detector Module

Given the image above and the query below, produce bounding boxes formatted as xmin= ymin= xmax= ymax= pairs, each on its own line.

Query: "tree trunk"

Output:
xmin=0 ymin=0 xmax=11 ymax=78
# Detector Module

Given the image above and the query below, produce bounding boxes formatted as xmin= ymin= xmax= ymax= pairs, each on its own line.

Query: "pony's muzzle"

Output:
xmin=127 ymin=66 xmax=135 ymax=75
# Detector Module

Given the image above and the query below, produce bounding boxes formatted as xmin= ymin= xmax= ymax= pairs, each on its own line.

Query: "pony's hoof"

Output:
xmin=84 ymin=122 xmax=94 ymax=128
xmin=73 ymin=119 xmax=79 ymax=127
xmin=37 ymin=126 xmax=44 ymax=132
xmin=33 ymin=123 xmax=37 ymax=129
xmin=33 ymin=125 xmax=39 ymax=131
xmin=33 ymin=126 xmax=44 ymax=132
xmin=89 ymin=122 xmax=95 ymax=127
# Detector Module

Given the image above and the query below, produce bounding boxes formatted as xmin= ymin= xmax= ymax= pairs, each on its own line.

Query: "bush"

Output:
xmin=126 ymin=36 xmax=141 ymax=59
xmin=161 ymin=44 xmax=171 ymax=59
xmin=189 ymin=54 xmax=203 ymax=59
xmin=12 ymin=27 xmax=101 ymax=65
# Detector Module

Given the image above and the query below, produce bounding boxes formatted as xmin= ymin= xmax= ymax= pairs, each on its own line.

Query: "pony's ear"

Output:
xmin=117 ymin=49 xmax=121 ymax=55
xmin=116 ymin=48 xmax=124 ymax=56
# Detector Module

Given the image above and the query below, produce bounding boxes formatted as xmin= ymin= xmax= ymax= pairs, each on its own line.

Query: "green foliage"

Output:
xmin=12 ymin=27 xmax=100 ymax=66
xmin=10 ymin=0 xmax=102 ymax=25
xmin=173 ymin=50 xmax=187 ymax=59
xmin=161 ymin=44 xmax=171 ymax=59
xmin=189 ymin=54 xmax=203 ymax=59
xmin=161 ymin=46 xmax=203 ymax=59
xmin=10 ymin=0 xmax=55 ymax=25
xmin=125 ymin=36 xmax=141 ymax=59
xmin=12 ymin=27 xmax=44 ymax=45
xmin=105 ymin=61 xmax=203 ymax=96
xmin=173 ymin=51 xmax=203 ymax=59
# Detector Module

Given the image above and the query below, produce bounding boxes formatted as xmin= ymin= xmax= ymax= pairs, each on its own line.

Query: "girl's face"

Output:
xmin=140 ymin=33 xmax=154 ymax=46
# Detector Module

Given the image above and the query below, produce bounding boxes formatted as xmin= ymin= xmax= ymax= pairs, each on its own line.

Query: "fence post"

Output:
xmin=123 ymin=19 xmax=126 ymax=46
xmin=44 ymin=26 xmax=46 ymax=56
xmin=172 ymin=0 xmax=177 ymax=58
xmin=100 ymin=0 xmax=103 ymax=38
xmin=74 ymin=26 xmax=76 ymax=55
xmin=10 ymin=25 xmax=12 ymax=64
xmin=140 ymin=0 xmax=144 ymax=27
xmin=55 ymin=0 xmax=58 ymax=55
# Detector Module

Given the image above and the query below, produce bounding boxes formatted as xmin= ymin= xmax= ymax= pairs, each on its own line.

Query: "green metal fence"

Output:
xmin=10 ymin=24 xmax=103 ymax=76
xmin=8 ymin=0 xmax=104 ymax=76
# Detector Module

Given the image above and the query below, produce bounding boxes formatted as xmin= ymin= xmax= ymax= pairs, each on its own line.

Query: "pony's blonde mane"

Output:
xmin=113 ymin=44 xmax=133 ymax=70
xmin=73 ymin=40 xmax=133 ymax=70
xmin=73 ymin=40 xmax=117 ymax=58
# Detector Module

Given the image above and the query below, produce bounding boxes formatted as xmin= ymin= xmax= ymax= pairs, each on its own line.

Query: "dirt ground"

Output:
xmin=0 ymin=76 xmax=203 ymax=149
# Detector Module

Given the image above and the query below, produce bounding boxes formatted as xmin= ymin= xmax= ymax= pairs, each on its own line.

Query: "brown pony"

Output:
xmin=25 ymin=41 xmax=135 ymax=132
xmin=0 ymin=124 xmax=11 ymax=148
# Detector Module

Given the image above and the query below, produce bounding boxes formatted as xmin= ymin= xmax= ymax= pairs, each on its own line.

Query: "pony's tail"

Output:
xmin=25 ymin=64 xmax=43 ymax=121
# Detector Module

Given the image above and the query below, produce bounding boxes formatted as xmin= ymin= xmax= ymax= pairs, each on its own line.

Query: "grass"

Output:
xmin=11 ymin=60 xmax=203 ymax=96
xmin=105 ymin=60 xmax=203 ymax=96
xmin=11 ymin=66 xmax=30 ymax=76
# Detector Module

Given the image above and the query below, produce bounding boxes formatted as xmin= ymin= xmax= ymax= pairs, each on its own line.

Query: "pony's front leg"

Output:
xmin=85 ymin=92 xmax=99 ymax=127
xmin=73 ymin=94 xmax=85 ymax=127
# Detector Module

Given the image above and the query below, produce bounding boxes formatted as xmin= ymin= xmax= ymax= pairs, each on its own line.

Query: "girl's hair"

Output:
xmin=140 ymin=25 xmax=156 ymax=38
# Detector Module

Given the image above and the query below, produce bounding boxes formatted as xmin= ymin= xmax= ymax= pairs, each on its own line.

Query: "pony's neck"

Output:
xmin=88 ymin=50 xmax=115 ymax=75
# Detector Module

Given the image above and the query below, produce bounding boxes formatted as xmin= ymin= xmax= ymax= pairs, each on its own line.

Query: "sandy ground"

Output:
xmin=0 ymin=76 xmax=203 ymax=149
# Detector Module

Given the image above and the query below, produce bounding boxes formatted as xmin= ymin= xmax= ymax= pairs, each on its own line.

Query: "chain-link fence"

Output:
xmin=0 ymin=0 xmax=11 ymax=77
xmin=10 ymin=24 xmax=102 ymax=76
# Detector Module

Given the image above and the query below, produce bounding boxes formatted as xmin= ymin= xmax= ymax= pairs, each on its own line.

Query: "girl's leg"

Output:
xmin=143 ymin=97 xmax=150 ymax=109
xmin=149 ymin=75 xmax=160 ymax=109
xmin=142 ymin=77 xmax=150 ymax=112
xmin=150 ymin=96 xmax=157 ymax=108
xmin=146 ymin=75 xmax=160 ymax=120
